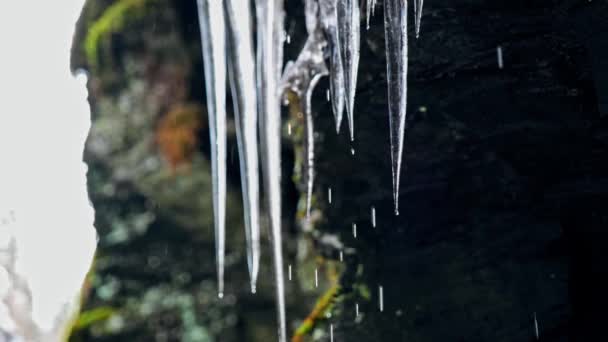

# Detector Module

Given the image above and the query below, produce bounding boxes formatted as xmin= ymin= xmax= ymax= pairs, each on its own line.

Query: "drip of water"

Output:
xmin=352 ymin=223 xmax=357 ymax=238
xmin=497 ymin=46 xmax=504 ymax=69
xmin=378 ymin=285 xmax=384 ymax=312
xmin=371 ymin=206 xmax=376 ymax=227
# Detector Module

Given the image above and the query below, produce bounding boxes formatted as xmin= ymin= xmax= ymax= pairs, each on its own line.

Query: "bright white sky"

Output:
xmin=0 ymin=0 xmax=97 ymax=336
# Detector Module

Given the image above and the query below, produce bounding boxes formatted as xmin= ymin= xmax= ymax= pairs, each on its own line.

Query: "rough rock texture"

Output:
xmin=71 ymin=0 xmax=608 ymax=341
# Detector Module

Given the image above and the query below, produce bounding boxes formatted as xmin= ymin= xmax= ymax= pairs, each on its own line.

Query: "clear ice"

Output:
xmin=225 ymin=0 xmax=261 ymax=295
xmin=415 ymin=0 xmax=424 ymax=38
xmin=255 ymin=0 xmax=287 ymax=340
xmin=281 ymin=0 xmax=328 ymax=220
xmin=196 ymin=0 xmax=227 ymax=298
xmin=384 ymin=0 xmax=409 ymax=215
xmin=337 ymin=0 xmax=360 ymax=141
xmin=320 ymin=0 xmax=345 ymax=133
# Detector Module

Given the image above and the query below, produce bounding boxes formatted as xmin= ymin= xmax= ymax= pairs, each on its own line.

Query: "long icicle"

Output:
xmin=225 ymin=0 xmax=261 ymax=294
xmin=320 ymin=0 xmax=345 ymax=133
xmin=196 ymin=0 xmax=227 ymax=298
xmin=281 ymin=0 xmax=328 ymax=222
xmin=255 ymin=0 xmax=287 ymax=340
xmin=415 ymin=0 xmax=424 ymax=38
xmin=337 ymin=0 xmax=360 ymax=141
xmin=384 ymin=0 xmax=408 ymax=215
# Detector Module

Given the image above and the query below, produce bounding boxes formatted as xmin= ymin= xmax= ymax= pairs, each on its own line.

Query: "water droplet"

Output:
xmin=378 ymin=285 xmax=384 ymax=312
xmin=330 ymin=323 xmax=334 ymax=342
xmin=339 ymin=251 xmax=344 ymax=262
xmin=315 ymin=268 xmax=319 ymax=288
xmin=534 ymin=312 xmax=539 ymax=339
xmin=371 ymin=206 xmax=376 ymax=227
xmin=352 ymin=223 xmax=357 ymax=238
xmin=497 ymin=46 xmax=504 ymax=69
xmin=328 ymin=187 xmax=332 ymax=204
xmin=356 ymin=303 xmax=359 ymax=317
xmin=287 ymin=123 xmax=292 ymax=135
xmin=288 ymin=264 xmax=292 ymax=281
xmin=218 ymin=292 xmax=224 ymax=299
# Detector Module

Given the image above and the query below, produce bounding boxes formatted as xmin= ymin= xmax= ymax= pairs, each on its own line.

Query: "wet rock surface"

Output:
xmin=71 ymin=0 xmax=607 ymax=341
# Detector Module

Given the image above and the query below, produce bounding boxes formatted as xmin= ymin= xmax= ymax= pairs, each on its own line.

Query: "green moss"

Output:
xmin=70 ymin=306 xmax=116 ymax=332
xmin=84 ymin=0 xmax=152 ymax=68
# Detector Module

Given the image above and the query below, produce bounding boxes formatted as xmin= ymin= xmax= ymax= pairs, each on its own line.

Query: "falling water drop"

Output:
xmin=288 ymin=264 xmax=292 ymax=281
xmin=326 ymin=88 xmax=330 ymax=102
xmin=371 ymin=206 xmax=376 ymax=227
xmin=352 ymin=223 xmax=357 ymax=238
xmin=339 ymin=250 xmax=344 ymax=262
xmin=328 ymin=187 xmax=333 ymax=204
xmin=355 ymin=303 xmax=359 ymax=317
xmin=534 ymin=312 xmax=539 ymax=340
xmin=287 ymin=123 xmax=292 ymax=135
xmin=286 ymin=34 xmax=291 ymax=44
xmin=218 ymin=291 xmax=224 ymax=299
xmin=384 ymin=0 xmax=409 ymax=215
xmin=330 ymin=323 xmax=334 ymax=342
xmin=196 ymin=0 xmax=227 ymax=298
xmin=497 ymin=46 xmax=504 ymax=69
xmin=379 ymin=285 xmax=384 ymax=312
xmin=315 ymin=268 xmax=319 ymax=288
xmin=350 ymin=148 xmax=355 ymax=155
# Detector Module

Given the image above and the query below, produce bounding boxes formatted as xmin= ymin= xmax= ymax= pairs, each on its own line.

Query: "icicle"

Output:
xmin=415 ymin=0 xmax=423 ymax=38
xmin=365 ymin=0 xmax=376 ymax=30
xmin=320 ymin=0 xmax=345 ymax=133
xmin=281 ymin=0 xmax=328 ymax=221
xmin=255 ymin=0 xmax=287 ymax=339
xmin=305 ymin=103 xmax=315 ymax=219
xmin=196 ymin=0 xmax=227 ymax=299
xmin=384 ymin=0 xmax=408 ymax=215
xmin=337 ymin=0 xmax=360 ymax=141
xmin=225 ymin=0 xmax=261 ymax=295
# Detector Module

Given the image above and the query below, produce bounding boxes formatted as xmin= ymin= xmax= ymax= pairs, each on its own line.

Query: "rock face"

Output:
xmin=71 ymin=0 xmax=608 ymax=341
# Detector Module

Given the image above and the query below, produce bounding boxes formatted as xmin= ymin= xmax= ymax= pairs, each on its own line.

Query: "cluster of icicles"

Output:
xmin=196 ymin=0 xmax=423 ymax=340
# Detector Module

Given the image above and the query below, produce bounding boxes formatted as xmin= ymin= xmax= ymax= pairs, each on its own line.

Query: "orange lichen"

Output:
xmin=156 ymin=103 xmax=203 ymax=171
